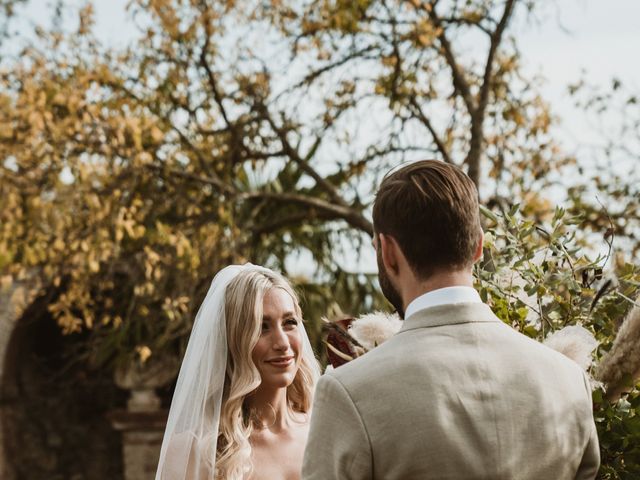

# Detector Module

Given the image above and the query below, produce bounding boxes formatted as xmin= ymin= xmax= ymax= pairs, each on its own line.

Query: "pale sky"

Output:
xmin=515 ymin=0 xmax=640 ymax=156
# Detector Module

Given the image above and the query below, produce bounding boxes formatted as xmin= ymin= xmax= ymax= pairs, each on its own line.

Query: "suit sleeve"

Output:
xmin=575 ymin=373 xmax=600 ymax=480
xmin=302 ymin=373 xmax=372 ymax=480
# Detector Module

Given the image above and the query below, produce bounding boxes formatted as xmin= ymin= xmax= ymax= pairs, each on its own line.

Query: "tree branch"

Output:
xmin=249 ymin=210 xmax=336 ymax=237
xmin=145 ymin=163 xmax=235 ymax=196
xmin=199 ymin=34 xmax=232 ymax=129
xmin=440 ymin=16 xmax=493 ymax=35
xmin=289 ymin=44 xmax=378 ymax=91
xmin=407 ymin=96 xmax=454 ymax=164
xmin=146 ymin=163 xmax=373 ymax=235
xmin=253 ymin=99 xmax=349 ymax=207
xmin=467 ymin=0 xmax=516 ymax=186
xmin=424 ymin=1 xmax=476 ymax=116
xmin=239 ymin=191 xmax=373 ymax=235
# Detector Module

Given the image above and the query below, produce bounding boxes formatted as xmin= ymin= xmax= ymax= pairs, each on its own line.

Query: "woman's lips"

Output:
xmin=266 ymin=356 xmax=294 ymax=367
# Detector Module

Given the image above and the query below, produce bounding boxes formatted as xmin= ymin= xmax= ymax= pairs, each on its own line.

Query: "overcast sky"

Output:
xmin=515 ymin=0 xmax=639 ymax=152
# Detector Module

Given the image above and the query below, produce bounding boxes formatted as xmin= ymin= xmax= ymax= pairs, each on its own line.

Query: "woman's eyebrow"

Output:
xmin=262 ymin=311 xmax=297 ymax=321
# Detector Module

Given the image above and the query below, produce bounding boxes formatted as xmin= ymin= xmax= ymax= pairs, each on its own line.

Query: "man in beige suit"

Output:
xmin=302 ymin=160 xmax=600 ymax=479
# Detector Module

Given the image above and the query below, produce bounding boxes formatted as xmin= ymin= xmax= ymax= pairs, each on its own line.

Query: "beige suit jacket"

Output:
xmin=302 ymin=303 xmax=599 ymax=480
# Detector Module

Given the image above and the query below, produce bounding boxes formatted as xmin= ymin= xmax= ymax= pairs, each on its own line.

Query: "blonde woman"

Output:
xmin=156 ymin=264 xmax=320 ymax=480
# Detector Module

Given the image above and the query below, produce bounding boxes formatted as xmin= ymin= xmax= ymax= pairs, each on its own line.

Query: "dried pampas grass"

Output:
xmin=595 ymin=295 xmax=640 ymax=401
xmin=349 ymin=311 xmax=402 ymax=351
xmin=543 ymin=325 xmax=598 ymax=371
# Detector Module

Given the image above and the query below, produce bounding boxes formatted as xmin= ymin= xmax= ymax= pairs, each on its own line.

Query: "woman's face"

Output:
xmin=251 ymin=287 xmax=302 ymax=390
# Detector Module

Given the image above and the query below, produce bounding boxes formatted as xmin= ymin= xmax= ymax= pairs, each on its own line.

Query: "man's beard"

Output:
xmin=377 ymin=248 xmax=405 ymax=319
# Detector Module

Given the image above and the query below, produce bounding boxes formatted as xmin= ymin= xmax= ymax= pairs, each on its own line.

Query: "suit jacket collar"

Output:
xmin=399 ymin=302 xmax=501 ymax=333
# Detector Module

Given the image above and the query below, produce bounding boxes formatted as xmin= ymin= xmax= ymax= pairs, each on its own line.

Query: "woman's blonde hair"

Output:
xmin=209 ymin=269 xmax=316 ymax=479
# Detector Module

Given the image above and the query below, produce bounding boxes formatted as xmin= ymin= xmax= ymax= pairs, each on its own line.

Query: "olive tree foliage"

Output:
xmin=478 ymin=204 xmax=640 ymax=479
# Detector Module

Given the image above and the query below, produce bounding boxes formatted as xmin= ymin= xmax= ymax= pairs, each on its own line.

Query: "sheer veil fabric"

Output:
xmin=155 ymin=264 xmax=318 ymax=480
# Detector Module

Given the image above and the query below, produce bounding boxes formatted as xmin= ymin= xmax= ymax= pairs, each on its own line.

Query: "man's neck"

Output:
xmin=401 ymin=270 xmax=475 ymax=313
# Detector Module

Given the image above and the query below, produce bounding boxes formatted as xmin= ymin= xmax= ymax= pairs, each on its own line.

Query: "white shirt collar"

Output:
xmin=404 ymin=286 xmax=482 ymax=320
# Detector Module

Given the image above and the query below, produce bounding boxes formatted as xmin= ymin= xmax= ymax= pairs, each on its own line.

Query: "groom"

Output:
xmin=302 ymin=160 xmax=600 ymax=479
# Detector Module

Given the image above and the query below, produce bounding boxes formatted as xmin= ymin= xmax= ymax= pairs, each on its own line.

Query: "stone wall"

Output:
xmin=0 ymin=275 xmax=41 ymax=480
xmin=0 ymin=276 xmax=40 ymax=386
xmin=109 ymin=411 xmax=167 ymax=480
xmin=1 ymin=275 xmax=174 ymax=480
xmin=0 ymin=275 xmax=127 ymax=480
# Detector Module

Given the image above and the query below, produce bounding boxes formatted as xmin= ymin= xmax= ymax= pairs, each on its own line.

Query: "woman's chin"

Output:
xmin=259 ymin=372 xmax=297 ymax=390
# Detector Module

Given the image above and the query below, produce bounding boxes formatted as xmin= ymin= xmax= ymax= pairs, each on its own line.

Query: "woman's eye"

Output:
xmin=285 ymin=318 xmax=299 ymax=327
xmin=261 ymin=322 xmax=269 ymax=331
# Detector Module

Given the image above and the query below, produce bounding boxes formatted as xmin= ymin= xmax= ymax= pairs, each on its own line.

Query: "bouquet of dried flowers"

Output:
xmin=324 ymin=311 xmax=402 ymax=369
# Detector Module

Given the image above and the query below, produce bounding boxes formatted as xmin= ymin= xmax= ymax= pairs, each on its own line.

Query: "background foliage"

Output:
xmin=478 ymin=206 xmax=640 ymax=479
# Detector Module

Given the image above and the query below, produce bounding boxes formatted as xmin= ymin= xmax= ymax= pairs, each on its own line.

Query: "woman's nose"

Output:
xmin=271 ymin=326 xmax=290 ymax=351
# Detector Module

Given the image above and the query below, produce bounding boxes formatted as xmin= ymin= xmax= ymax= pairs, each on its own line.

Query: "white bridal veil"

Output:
xmin=155 ymin=264 xmax=319 ymax=480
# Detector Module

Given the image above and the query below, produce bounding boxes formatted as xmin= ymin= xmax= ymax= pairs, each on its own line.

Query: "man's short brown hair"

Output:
xmin=372 ymin=160 xmax=482 ymax=279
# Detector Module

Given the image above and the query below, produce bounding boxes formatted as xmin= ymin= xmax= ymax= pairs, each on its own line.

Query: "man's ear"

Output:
xmin=472 ymin=230 xmax=484 ymax=264
xmin=379 ymin=233 xmax=400 ymax=275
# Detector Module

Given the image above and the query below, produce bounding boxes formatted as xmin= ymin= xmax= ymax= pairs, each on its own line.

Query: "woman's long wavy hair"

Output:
xmin=208 ymin=269 xmax=318 ymax=479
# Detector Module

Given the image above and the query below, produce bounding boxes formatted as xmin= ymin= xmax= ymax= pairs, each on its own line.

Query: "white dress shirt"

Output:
xmin=404 ymin=286 xmax=482 ymax=320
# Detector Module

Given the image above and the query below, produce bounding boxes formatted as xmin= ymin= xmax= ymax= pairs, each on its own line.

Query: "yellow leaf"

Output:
xmin=52 ymin=92 xmax=66 ymax=106
xmin=133 ymin=225 xmax=146 ymax=238
xmin=150 ymin=125 xmax=164 ymax=143
xmin=123 ymin=219 xmax=136 ymax=238
xmin=58 ymin=313 xmax=82 ymax=334
xmin=53 ymin=238 xmax=65 ymax=252
xmin=28 ymin=111 xmax=44 ymax=130
xmin=88 ymin=258 xmax=100 ymax=273
xmin=0 ymin=275 xmax=12 ymax=290
xmin=135 ymin=152 xmax=153 ymax=165
xmin=136 ymin=345 xmax=152 ymax=363
xmin=87 ymin=194 xmax=101 ymax=209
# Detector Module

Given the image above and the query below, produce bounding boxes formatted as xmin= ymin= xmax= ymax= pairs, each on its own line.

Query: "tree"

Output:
xmin=0 ymin=0 xmax=564 ymax=362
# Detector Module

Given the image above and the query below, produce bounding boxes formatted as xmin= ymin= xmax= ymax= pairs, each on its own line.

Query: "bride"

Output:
xmin=156 ymin=264 xmax=321 ymax=480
